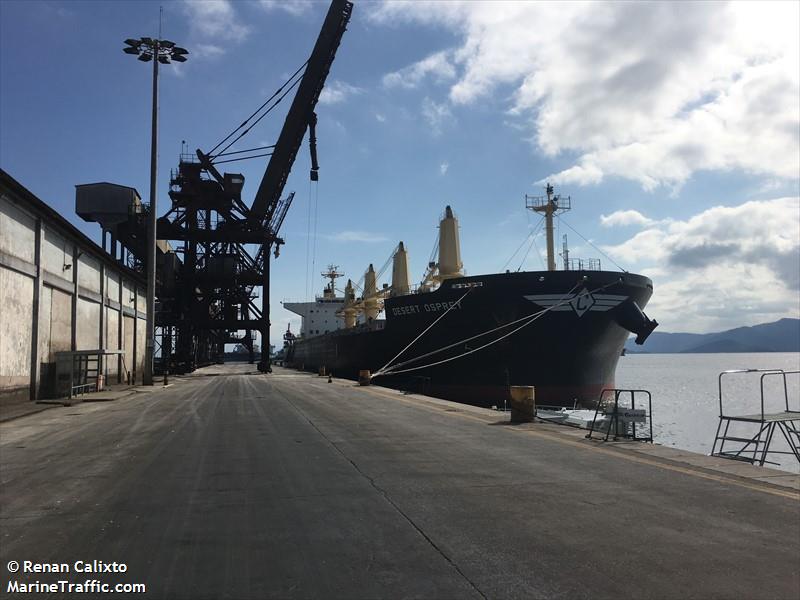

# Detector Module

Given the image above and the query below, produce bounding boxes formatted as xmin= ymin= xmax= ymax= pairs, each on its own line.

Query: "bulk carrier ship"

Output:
xmin=283 ymin=185 xmax=657 ymax=408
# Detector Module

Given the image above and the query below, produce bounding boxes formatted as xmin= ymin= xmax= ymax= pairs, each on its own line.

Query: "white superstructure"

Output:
xmin=282 ymin=265 xmax=366 ymax=338
xmin=283 ymin=266 xmax=349 ymax=338
xmin=282 ymin=296 xmax=348 ymax=338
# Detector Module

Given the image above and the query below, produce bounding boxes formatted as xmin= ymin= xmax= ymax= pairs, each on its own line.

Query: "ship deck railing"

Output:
xmin=711 ymin=369 xmax=800 ymax=467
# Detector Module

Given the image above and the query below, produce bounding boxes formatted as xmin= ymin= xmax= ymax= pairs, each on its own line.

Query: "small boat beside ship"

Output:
xmin=283 ymin=185 xmax=657 ymax=408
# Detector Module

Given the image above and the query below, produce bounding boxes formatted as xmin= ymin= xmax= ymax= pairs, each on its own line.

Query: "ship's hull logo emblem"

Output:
xmin=524 ymin=288 xmax=628 ymax=317
xmin=569 ymin=290 xmax=595 ymax=316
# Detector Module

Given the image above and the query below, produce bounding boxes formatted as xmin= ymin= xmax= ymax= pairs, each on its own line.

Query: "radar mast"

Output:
xmin=321 ymin=264 xmax=343 ymax=299
xmin=525 ymin=183 xmax=571 ymax=271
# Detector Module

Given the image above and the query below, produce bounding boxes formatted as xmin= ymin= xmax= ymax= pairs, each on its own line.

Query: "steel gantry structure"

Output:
xmin=154 ymin=0 xmax=353 ymax=374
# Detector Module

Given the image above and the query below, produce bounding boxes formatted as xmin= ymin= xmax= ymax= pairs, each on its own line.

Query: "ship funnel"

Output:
xmin=364 ymin=264 xmax=379 ymax=320
xmin=391 ymin=241 xmax=411 ymax=296
xmin=437 ymin=205 xmax=463 ymax=280
xmin=342 ymin=279 xmax=357 ymax=328
xmin=614 ymin=300 xmax=658 ymax=345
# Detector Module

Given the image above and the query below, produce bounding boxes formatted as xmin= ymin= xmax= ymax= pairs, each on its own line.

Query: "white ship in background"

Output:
xmin=283 ymin=266 xmax=365 ymax=338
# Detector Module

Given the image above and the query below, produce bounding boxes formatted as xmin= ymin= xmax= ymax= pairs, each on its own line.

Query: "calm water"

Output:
xmin=615 ymin=353 xmax=800 ymax=473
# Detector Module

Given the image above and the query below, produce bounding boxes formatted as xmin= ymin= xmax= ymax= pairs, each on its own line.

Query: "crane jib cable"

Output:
xmin=502 ymin=216 xmax=544 ymax=272
xmin=375 ymin=245 xmax=397 ymax=282
xmin=213 ymin=152 xmax=274 ymax=165
xmin=213 ymin=145 xmax=276 ymax=158
xmin=310 ymin=179 xmax=319 ymax=298
xmin=518 ymin=232 xmax=539 ymax=272
xmin=207 ymin=60 xmax=309 ymax=156
xmin=211 ymin=69 xmax=306 ymax=160
xmin=305 ymin=178 xmax=312 ymax=301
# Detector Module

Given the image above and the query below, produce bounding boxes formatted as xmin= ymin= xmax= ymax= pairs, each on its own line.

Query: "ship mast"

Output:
xmin=321 ymin=264 xmax=342 ymax=299
xmin=525 ymin=184 xmax=571 ymax=271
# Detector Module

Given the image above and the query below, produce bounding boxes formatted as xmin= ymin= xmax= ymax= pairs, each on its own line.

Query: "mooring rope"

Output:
xmin=372 ymin=286 xmax=475 ymax=377
xmin=374 ymin=281 xmax=580 ymax=377
xmin=373 ymin=279 xmax=619 ymax=378
xmin=375 ymin=301 xmax=557 ymax=376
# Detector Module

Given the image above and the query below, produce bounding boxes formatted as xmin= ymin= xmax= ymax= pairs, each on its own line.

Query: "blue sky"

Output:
xmin=1 ymin=0 xmax=798 ymax=347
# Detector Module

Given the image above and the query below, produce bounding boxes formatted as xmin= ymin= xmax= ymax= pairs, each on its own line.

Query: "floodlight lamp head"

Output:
xmin=123 ymin=47 xmax=140 ymax=55
xmin=124 ymin=38 xmax=140 ymax=47
xmin=172 ymin=47 xmax=189 ymax=55
xmin=137 ymin=53 xmax=153 ymax=62
xmin=160 ymin=40 xmax=175 ymax=49
xmin=158 ymin=55 xmax=170 ymax=64
xmin=171 ymin=55 xmax=187 ymax=63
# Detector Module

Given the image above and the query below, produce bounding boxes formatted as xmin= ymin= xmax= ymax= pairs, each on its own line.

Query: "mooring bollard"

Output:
xmin=509 ymin=386 xmax=535 ymax=423
xmin=358 ymin=370 xmax=371 ymax=386
xmin=328 ymin=374 xmax=333 ymax=383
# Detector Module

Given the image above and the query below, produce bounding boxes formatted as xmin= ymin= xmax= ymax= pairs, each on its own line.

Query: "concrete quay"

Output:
xmin=1 ymin=364 xmax=798 ymax=600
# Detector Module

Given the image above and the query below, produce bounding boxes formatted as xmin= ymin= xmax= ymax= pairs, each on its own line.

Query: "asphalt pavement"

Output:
xmin=1 ymin=364 xmax=798 ymax=599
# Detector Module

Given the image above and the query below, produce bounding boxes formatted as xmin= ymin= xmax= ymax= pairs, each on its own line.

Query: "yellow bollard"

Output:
xmin=509 ymin=386 xmax=535 ymax=423
xmin=358 ymin=370 xmax=371 ymax=386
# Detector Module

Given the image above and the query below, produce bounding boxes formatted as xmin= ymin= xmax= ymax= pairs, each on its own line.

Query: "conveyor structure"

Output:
xmin=77 ymin=0 xmax=353 ymax=374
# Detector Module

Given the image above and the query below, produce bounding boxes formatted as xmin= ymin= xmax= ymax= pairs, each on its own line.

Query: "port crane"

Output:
xmin=153 ymin=0 xmax=353 ymax=373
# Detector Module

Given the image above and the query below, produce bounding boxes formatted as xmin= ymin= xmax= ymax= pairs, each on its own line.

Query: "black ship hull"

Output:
xmin=285 ymin=270 xmax=655 ymax=408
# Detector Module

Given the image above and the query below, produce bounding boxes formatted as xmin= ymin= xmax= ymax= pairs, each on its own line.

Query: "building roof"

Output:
xmin=75 ymin=181 xmax=142 ymax=198
xmin=0 ymin=168 xmax=146 ymax=284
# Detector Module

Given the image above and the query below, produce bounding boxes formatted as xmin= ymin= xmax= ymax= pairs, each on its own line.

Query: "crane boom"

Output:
xmin=250 ymin=0 xmax=353 ymax=224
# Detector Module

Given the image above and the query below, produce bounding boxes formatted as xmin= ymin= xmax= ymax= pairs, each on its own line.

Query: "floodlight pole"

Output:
xmin=143 ymin=40 xmax=159 ymax=386
xmin=124 ymin=36 xmax=189 ymax=384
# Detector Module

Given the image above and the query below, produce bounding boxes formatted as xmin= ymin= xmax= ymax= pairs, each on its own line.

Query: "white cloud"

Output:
xmin=602 ymin=197 xmax=800 ymax=331
xmin=370 ymin=1 xmax=800 ymax=191
xmin=259 ymin=1 xmax=312 ymax=16
xmin=39 ymin=3 xmax=74 ymax=19
xmin=600 ymin=210 xmax=656 ymax=228
xmin=374 ymin=113 xmax=386 ymax=123
xmin=318 ymin=80 xmax=363 ymax=105
xmin=327 ymin=231 xmax=388 ymax=243
xmin=383 ymin=51 xmax=456 ymax=89
xmin=421 ymin=97 xmax=452 ymax=134
xmin=192 ymin=44 xmax=226 ymax=60
xmin=440 ymin=162 xmax=449 ymax=175
xmin=182 ymin=0 xmax=250 ymax=49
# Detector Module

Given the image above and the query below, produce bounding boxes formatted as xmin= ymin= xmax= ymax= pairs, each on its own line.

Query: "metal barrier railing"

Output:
xmin=712 ymin=369 xmax=799 ymax=466
xmin=587 ymin=388 xmax=653 ymax=442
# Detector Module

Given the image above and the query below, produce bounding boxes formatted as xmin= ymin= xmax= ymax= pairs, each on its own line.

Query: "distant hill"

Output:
xmin=625 ymin=318 xmax=800 ymax=353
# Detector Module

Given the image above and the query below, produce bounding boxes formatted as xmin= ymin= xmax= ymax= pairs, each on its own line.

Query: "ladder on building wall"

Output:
xmin=55 ymin=350 xmax=125 ymax=401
